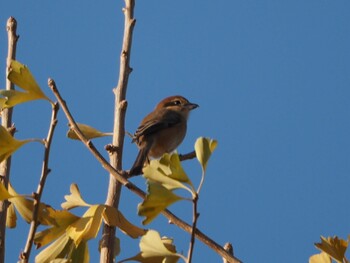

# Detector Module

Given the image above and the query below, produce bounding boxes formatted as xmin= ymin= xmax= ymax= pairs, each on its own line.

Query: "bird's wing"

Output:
xmin=133 ymin=110 xmax=182 ymax=140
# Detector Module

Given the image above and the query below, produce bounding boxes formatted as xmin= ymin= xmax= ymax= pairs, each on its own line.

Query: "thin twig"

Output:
xmin=100 ymin=0 xmax=136 ymax=261
xmin=19 ymin=102 xmax=59 ymax=262
xmin=0 ymin=16 xmax=19 ymax=263
xmin=179 ymin=151 xmax=197 ymax=161
xmin=187 ymin=193 xmax=199 ymax=263
xmin=49 ymin=79 xmax=242 ymax=263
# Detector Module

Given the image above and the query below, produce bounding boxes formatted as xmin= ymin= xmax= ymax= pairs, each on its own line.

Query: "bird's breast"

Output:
xmin=148 ymin=123 xmax=187 ymax=158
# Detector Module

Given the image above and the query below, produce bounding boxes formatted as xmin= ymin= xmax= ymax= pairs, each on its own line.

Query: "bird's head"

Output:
xmin=156 ymin=95 xmax=199 ymax=116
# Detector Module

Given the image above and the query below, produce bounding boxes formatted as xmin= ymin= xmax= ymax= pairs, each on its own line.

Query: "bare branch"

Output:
xmin=179 ymin=150 xmax=197 ymax=161
xmin=0 ymin=16 xmax=19 ymax=263
xmin=187 ymin=194 xmax=199 ymax=263
xmin=50 ymin=80 xmax=242 ymax=263
xmin=19 ymin=102 xmax=59 ymax=262
xmin=101 ymin=0 xmax=136 ymax=261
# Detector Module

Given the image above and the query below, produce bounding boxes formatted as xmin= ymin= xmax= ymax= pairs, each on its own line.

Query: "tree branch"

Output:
xmin=100 ymin=0 xmax=136 ymax=261
xmin=19 ymin=102 xmax=59 ymax=262
xmin=49 ymin=80 xmax=242 ymax=263
xmin=187 ymin=194 xmax=199 ymax=263
xmin=0 ymin=16 xmax=19 ymax=263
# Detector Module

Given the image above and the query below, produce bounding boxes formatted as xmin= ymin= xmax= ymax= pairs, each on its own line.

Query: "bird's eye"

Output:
xmin=173 ymin=100 xmax=181 ymax=105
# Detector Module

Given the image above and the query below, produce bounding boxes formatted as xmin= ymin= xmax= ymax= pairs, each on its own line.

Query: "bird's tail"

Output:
xmin=129 ymin=146 xmax=149 ymax=176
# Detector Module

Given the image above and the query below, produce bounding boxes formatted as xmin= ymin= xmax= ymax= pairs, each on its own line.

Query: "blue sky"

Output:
xmin=1 ymin=1 xmax=350 ymax=262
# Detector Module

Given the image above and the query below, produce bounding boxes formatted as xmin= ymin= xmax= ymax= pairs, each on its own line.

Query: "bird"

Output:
xmin=129 ymin=95 xmax=198 ymax=175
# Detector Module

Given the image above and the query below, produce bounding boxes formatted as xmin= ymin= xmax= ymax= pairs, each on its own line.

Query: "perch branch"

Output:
xmin=49 ymin=79 xmax=242 ymax=263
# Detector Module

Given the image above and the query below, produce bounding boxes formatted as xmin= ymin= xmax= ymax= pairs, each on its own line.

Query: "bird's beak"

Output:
xmin=186 ymin=102 xmax=199 ymax=110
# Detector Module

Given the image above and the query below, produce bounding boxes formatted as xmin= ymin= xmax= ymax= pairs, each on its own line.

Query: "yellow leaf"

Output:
xmin=67 ymin=123 xmax=112 ymax=140
xmin=140 ymin=230 xmax=180 ymax=259
xmin=35 ymin=210 xmax=80 ymax=248
xmin=35 ymin=234 xmax=73 ymax=263
xmin=309 ymin=252 xmax=332 ymax=263
xmin=2 ymin=60 xmax=49 ymax=109
xmin=66 ymin=205 xmax=105 ymax=246
xmin=195 ymin=137 xmax=217 ymax=172
xmin=315 ymin=236 xmax=348 ymax=263
xmin=71 ymin=241 xmax=89 ymax=263
xmin=138 ymin=182 xmax=183 ymax=225
xmin=6 ymin=203 xmax=16 ymax=228
xmin=48 ymin=259 xmax=71 ymax=263
xmin=61 ymin=184 xmax=90 ymax=210
xmin=0 ymin=98 xmax=6 ymax=110
xmin=0 ymin=182 xmax=14 ymax=201
xmin=119 ymin=230 xmax=181 ymax=263
xmin=8 ymin=183 xmax=57 ymax=226
xmin=143 ymin=154 xmax=193 ymax=194
xmin=103 ymin=206 xmax=146 ymax=238
xmin=0 ymin=125 xmax=30 ymax=162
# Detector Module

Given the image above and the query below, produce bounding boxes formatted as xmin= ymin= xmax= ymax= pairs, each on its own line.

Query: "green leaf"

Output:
xmin=67 ymin=123 xmax=112 ymax=140
xmin=315 ymin=236 xmax=348 ymax=263
xmin=118 ymin=230 xmax=181 ymax=263
xmin=61 ymin=184 xmax=90 ymax=210
xmin=195 ymin=137 xmax=217 ymax=172
xmin=0 ymin=125 xmax=30 ymax=162
xmin=138 ymin=182 xmax=183 ymax=225
xmin=2 ymin=60 xmax=50 ymax=109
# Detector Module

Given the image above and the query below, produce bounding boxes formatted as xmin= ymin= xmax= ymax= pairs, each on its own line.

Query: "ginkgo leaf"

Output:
xmin=35 ymin=234 xmax=73 ymax=263
xmin=195 ymin=137 xmax=217 ymax=173
xmin=70 ymin=241 xmax=89 ymax=263
xmin=309 ymin=252 xmax=332 ymax=263
xmin=67 ymin=123 xmax=113 ymax=140
xmin=0 ymin=182 xmax=14 ymax=201
xmin=103 ymin=206 xmax=146 ymax=238
xmin=138 ymin=182 xmax=184 ymax=225
xmin=0 ymin=98 xmax=7 ymax=109
xmin=48 ymin=259 xmax=71 ymax=263
xmin=140 ymin=230 xmax=179 ymax=258
xmin=6 ymin=203 xmax=16 ymax=228
xmin=2 ymin=60 xmax=50 ymax=109
xmin=66 ymin=205 xmax=105 ymax=246
xmin=118 ymin=230 xmax=181 ymax=263
xmin=315 ymin=236 xmax=348 ymax=263
xmin=61 ymin=183 xmax=90 ymax=210
xmin=144 ymin=153 xmax=195 ymax=193
xmin=7 ymin=183 xmax=56 ymax=226
xmin=34 ymin=210 xmax=80 ymax=248
xmin=0 ymin=125 xmax=31 ymax=162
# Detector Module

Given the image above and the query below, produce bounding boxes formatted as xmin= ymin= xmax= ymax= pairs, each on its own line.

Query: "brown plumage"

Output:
xmin=129 ymin=95 xmax=198 ymax=175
